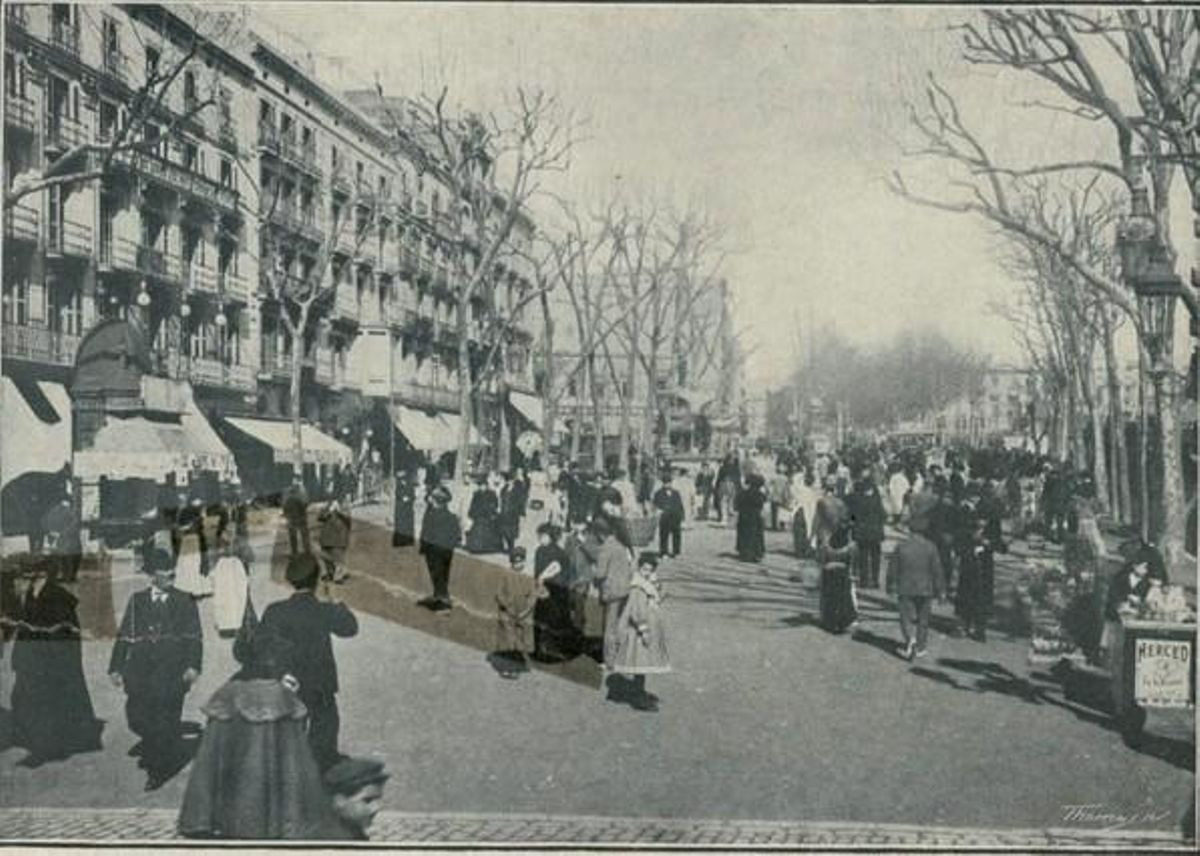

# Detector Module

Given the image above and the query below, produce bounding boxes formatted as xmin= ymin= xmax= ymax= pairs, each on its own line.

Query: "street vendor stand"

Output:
xmin=1108 ymin=617 xmax=1196 ymax=744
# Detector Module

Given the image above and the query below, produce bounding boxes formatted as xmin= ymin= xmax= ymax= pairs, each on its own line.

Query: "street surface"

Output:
xmin=0 ymin=506 xmax=1193 ymax=846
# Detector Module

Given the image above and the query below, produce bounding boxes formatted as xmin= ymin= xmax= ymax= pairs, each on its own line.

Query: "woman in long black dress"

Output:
xmin=532 ymin=523 xmax=578 ymax=660
xmin=735 ymin=474 xmax=767 ymax=562
xmin=466 ymin=472 xmax=504 ymax=554
xmin=817 ymin=520 xmax=859 ymax=633
xmin=5 ymin=557 xmax=103 ymax=766
xmin=954 ymin=516 xmax=995 ymax=641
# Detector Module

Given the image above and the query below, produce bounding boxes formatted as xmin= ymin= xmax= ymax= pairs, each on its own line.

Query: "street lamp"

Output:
xmin=1117 ymin=196 xmax=1183 ymax=378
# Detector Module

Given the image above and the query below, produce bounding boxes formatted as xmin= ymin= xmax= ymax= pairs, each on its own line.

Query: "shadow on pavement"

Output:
xmin=930 ymin=656 xmax=1194 ymax=773
xmin=270 ymin=517 xmax=603 ymax=691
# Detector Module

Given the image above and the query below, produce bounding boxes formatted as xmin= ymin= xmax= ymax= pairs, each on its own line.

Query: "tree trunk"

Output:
xmin=539 ymin=290 xmax=556 ymax=463
xmin=456 ymin=297 xmax=471 ymax=481
xmin=289 ymin=313 xmax=305 ymax=483
xmin=1137 ymin=349 xmax=1150 ymax=542
xmin=1101 ymin=309 xmax=1131 ymax=522
xmin=1079 ymin=356 xmax=1109 ymax=515
xmin=569 ymin=395 xmax=583 ymax=462
xmin=1154 ymin=320 xmax=1191 ymax=575
xmin=590 ymin=355 xmax=604 ymax=472
xmin=618 ymin=342 xmax=637 ymax=477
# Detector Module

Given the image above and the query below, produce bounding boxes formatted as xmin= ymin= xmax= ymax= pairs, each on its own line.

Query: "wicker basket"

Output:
xmin=627 ymin=514 xmax=658 ymax=547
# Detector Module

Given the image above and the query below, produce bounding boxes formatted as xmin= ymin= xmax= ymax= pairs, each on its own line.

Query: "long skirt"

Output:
xmin=174 ymin=540 xmax=213 ymax=597
xmin=179 ymin=680 xmax=334 ymax=839
xmin=11 ymin=641 xmax=103 ymax=760
xmin=736 ymin=513 xmax=765 ymax=561
xmin=792 ymin=508 xmax=811 ymax=558
xmin=211 ymin=556 xmax=249 ymax=635
xmin=819 ymin=563 xmax=857 ymax=633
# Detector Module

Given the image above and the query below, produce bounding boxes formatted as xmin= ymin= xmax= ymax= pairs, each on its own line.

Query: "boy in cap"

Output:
xmin=418 ymin=484 xmax=461 ymax=612
xmin=109 ymin=547 xmax=202 ymax=790
xmin=652 ymin=473 xmax=685 ymax=558
xmin=254 ymin=553 xmax=359 ymax=770
xmin=321 ymin=757 xmax=389 ymax=840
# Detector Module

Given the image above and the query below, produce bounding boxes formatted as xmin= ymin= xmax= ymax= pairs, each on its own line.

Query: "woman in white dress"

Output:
xmin=173 ymin=499 xmax=214 ymax=598
xmin=211 ymin=532 xmax=250 ymax=637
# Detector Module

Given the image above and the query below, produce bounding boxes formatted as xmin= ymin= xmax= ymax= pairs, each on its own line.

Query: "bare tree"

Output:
xmin=891 ymin=8 xmax=1198 ymax=570
xmin=373 ymin=84 xmax=578 ymax=477
xmin=4 ymin=8 xmax=237 ymax=210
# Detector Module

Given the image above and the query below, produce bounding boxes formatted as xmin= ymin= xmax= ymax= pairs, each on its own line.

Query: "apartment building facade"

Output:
xmin=2 ymin=2 xmax=538 ymax=528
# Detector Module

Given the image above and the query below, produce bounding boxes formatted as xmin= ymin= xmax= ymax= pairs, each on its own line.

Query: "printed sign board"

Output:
xmin=1133 ymin=638 xmax=1194 ymax=708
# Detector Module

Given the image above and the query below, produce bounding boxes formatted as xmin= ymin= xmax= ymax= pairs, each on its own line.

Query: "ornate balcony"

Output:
xmin=393 ymin=380 xmax=460 ymax=412
xmin=50 ymin=22 xmax=80 ymax=57
xmin=4 ymin=202 xmax=39 ymax=243
xmin=330 ymin=164 xmax=352 ymax=195
xmin=219 ymin=270 xmax=251 ymax=303
xmin=135 ymin=243 xmax=183 ymax=283
xmin=257 ymin=120 xmax=280 ymax=154
xmin=186 ymin=261 xmax=218 ymax=294
xmin=104 ymin=149 xmax=239 ymax=214
xmin=226 ymin=362 xmax=255 ymax=391
xmin=45 ymin=113 xmax=87 ymax=152
xmin=6 ymin=5 xmax=28 ymax=29
xmin=46 ymin=218 xmax=93 ymax=258
xmin=5 ymin=96 xmax=36 ymax=134
xmin=101 ymin=50 xmax=128 ymax=84
xmin=188 ymin=356 xmax=225 ymax=387
xmin=399 ymin=247 xmax=419 ymax=277
xmin=2 ymin=323 xmax=80 ymax=367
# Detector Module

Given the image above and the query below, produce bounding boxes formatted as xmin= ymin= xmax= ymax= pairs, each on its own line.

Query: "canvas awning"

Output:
xmin=224 ymin=417 xmax=352 ymax=467
xmin=1 ymin=377 xmax=71 ymax=488
xmin=438 ymin=412 xmax=489 ymax=447
xmin=509 ymin=391 xmax=544 ymax=427
xmin=74 ymin=406 xmax=238 ymax=482
xmin=391 ymin=406 xmax=456 ymax=454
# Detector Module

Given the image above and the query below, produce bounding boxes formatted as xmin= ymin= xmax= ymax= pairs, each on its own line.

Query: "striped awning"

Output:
xmin=224 ymin=417 xmax=352 ymax=467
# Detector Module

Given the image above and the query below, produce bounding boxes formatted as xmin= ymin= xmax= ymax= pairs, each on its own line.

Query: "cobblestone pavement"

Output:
xmin=0 ymin=806 xmax=1190 ymax=848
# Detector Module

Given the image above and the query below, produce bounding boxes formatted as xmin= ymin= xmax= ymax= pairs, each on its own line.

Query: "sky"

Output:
xmin=251 ymin=3 xmax=1191 ymax=388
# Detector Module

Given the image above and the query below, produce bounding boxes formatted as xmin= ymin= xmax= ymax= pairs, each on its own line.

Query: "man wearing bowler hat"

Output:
xmin=418 ymin=484 xmax=462 ymax=612
xmin=255 ymin=553 xmax=359 ymax=770
xmin=109 ymin=547 xmax=202 ymax=790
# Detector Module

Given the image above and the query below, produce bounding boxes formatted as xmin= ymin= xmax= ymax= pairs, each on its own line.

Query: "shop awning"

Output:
xmin=224 ymin=417 xmax=352 ymax=467
xmin=509 ymin=391 xmax=544 ymax=428
xmin=74 ymin=406 xmax=238 ymax=482
xmin=391 ymin=406 xmax=456 ymax=454
xmin=438 ymin=412 xmax=489 ymax=448
xmin=1 ymin=377 xmax=72 ymax=488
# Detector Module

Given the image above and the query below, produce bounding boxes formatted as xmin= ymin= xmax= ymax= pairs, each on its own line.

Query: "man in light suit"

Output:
xmin=893 ymin=494 xmax=944 ymax=661
xmin=109 ymin=547 xmax=202 ymax=790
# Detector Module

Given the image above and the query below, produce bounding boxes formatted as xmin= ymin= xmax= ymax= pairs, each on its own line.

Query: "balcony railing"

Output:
xmin=355 ymin=179 xmax=376 ymax=205
xmin=2 ymin=323 xmax=80 ymax=367
xmin=393 ymin=380 xmax=460 ymax=412
xmin=46 ymin=219 xmax=92 ymax=257
xmin=45 ymin=113 xmax=87 ymax=151
xmin=99 ymin=236 xmax=138 ymax=271
xmin=399 ymin=248 xmax=419 ymax=276
xmin=135 ymin=243 xmax=182 ymax=282
xmin=4 ymin=203 xmax=39 ymax=242
xmin=257 ymin=120 xmax=280 ymax=153
xmin=5 ymin=96 xmax=35 ymax=134
xmin=186 ymin=261 xmax=218 ymax=293
xmin=188 ymin=356 xmax=224 ymax=387
xmin=330 ymin=164 xmax=352 ymax=195
xmin=226 ymin=362 xmax=255 ymax=391
xmin=104 ymin=149 xmax=239 ymax=214
xmin=50 ymin=22 xmax=80 ymax=57
xmin=101 ymin=50 xmax=128 ymax=84
xmin=219 ymin=270 xmax=250 ymax=302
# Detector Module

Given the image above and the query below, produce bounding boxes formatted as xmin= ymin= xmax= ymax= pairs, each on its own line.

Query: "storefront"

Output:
xmin=219 ymin=416 xmax=353 ymax=502
xmin=0 ymin=376 xmax=72 ymax=540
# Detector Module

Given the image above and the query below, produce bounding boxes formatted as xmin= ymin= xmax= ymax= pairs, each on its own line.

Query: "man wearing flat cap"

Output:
xmin=109 ymin=546 xmax=202 ymax=790
xmin=255 ymin=553 xmax=358 ymax=770
xmin=893 ymin=493 xmax=944 ymax=661
xmin=320 ymin=756 xmax=389 ymax=840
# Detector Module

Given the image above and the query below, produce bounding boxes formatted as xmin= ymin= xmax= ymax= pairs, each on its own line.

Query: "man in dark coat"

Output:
xmin=498 ymin=472 xmax=524 ymax=556
xmin=893 ymin=496 xmax=944 ymax=661
xmin=392 ymin=469 xmax=416 ymax=548
xmin=283 ymin=479 xmax=311 ymax=555
xmin=848 ymin=468 xmax=886 ymax=589
xmin=418 ymin=485 xmax=462 ymax=612
xmin=254 ymin=553 xmax=359 ymax=770
xmin=652 ymin=474 xmax=685 ymax=558
xmin=109 ymin=547 xmax=203 ymax=790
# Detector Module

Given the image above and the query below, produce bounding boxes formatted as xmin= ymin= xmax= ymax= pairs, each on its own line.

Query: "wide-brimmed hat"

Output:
xmin=324 ymin=757 xmax=389 ymax=796
xmin=429 ymin=485 xmax=452 ymax=504
xmin=285 ymin=553 xmax=321 ymax=587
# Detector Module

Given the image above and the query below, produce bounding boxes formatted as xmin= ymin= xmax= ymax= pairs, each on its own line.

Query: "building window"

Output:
xmin=220 ymin=157 xmax=234 ymax=189
xmin=47 ymin=186 xmax=63 ymax=252
xmin=4 ymin=52 xmax=26 ymax=99
xmin=145 ymin=45 xmax=161 ymax=80
xmin=183 ymin=140 xmax=198 ymax=172
xmin=49 ymin=287 xmax=82 ymax=336
xmin=98 ymin=100 xmax=118 ymax=143
xmin=3 ymin=279 xmax=31 ymax=325
xmin=183 ymin=70 xmax=197 ymax=111
xmin=102 ymin=16 xmax=120 ymax=57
